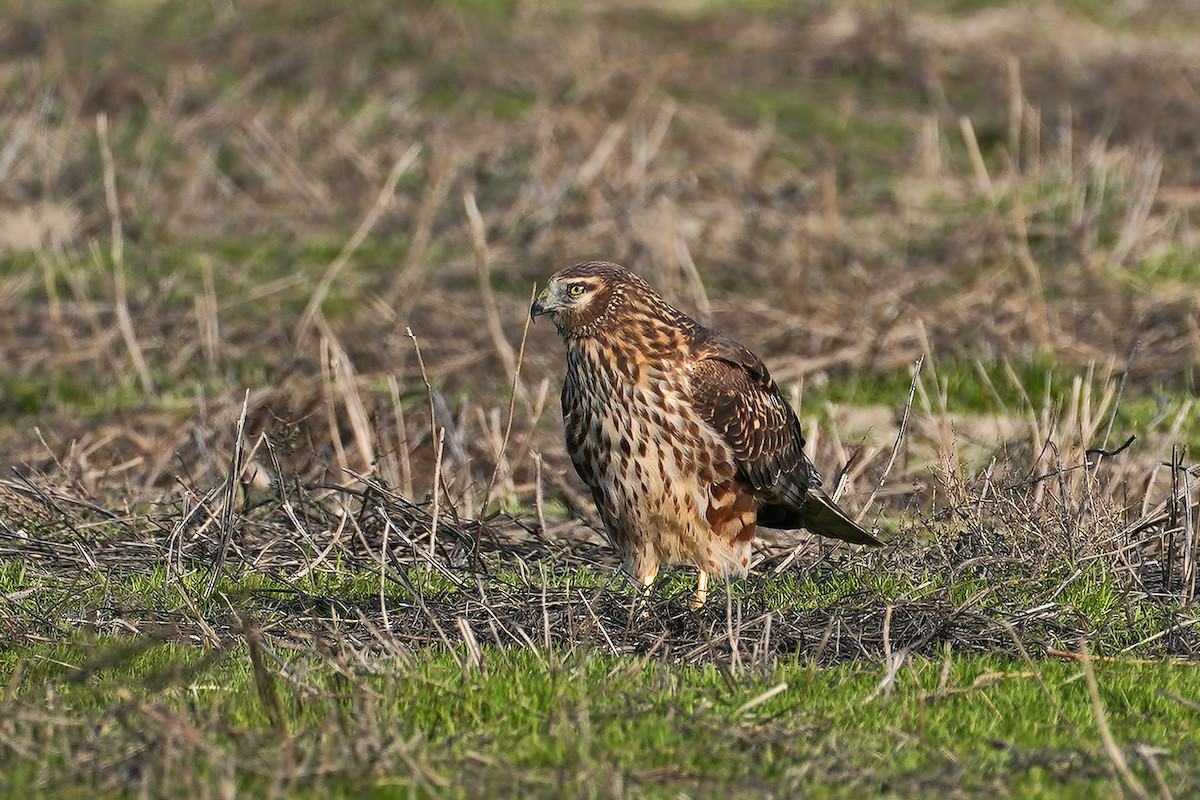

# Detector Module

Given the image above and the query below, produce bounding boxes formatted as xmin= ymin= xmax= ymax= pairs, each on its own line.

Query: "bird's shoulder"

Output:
xmin=686 ymin=326 xmax=774 ymax=389
xmin=683 ymin=325 xmax=812 ymax=490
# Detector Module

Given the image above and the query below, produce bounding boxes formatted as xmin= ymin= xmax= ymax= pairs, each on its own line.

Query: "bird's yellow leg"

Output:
xmin=691 ymin=569 xmax=709 ymax=609
xmin=637 ymin=565 xmax=659 ymax=617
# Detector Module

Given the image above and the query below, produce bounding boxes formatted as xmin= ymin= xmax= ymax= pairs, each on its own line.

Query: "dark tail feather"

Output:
xmin=798 ymin=490 xmax=883 ymax=546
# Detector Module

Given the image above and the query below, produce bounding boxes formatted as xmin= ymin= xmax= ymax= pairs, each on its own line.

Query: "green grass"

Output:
xmin=1133 ymin=245 xmax=1200 ymax=287
xmin=3 ymin=635 xmax=1197 ymax=798
xmin=725 ymin=86 xmax=912 ymax=153
xmin=1 ymin=541 xmax=1178 ymax=669
xmin=0 ymin=362 xmax=272 ymax=417
xmin=800 ymin=355 xmax=1200 ymax=449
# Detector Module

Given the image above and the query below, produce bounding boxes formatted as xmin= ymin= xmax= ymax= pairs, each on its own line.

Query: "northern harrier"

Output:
xmin=532 ymin=261 xmax=882 ymax=608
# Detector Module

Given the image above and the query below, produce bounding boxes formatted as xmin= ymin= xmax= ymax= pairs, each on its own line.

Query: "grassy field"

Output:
xmin=1 ymin=0 xmax=1199 ymax=797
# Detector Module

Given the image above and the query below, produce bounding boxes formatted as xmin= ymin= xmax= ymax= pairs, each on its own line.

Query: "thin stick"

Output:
xmin=1001 ymin=621 xmax=1078 ymax=737
xmin=857 ymin=355 xmax=923 ymax=522
xmin=576 ymin=122 xmax=625 ymax=189
xmin=802 ymin=615 xmax=836 ymax=693
xmin=319 ymin=337 xmax=350 ymax=475
xmin=1135 ymin=745 xmax=1175 ymax=800
xmin=1182 ymin=464 xmax=1196 ymax=605
xmin=406 ymin=328 xmax=438 ymax=457
xmin=1098 ymin=341 xmax=1141 ymax=462
xmin=477 ymin=284 xmax=536 ymax=521
xmin=1079 ymin=641 xmax=1149 ymax=799
xmin=404 ymin=326 xmax=457 ymax=521
xmin=427 ymin=427 xmax=445 ymax=562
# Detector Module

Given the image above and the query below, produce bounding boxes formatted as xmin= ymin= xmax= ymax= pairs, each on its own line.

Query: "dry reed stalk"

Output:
xmin=664 ymin=198 xmax=711 ymax=323
xmin=1136 ymin=745 xmax=1176 ymax=800
xmin=533 ymin=452 xmax=549 ymax=537
xmin=196 ymin=255 xmax=220 ymax=372
xmin=96 ymin=113 xmax=155 ymax=395
xmin=204 ymin=390 xmax=250 ymax=598
xmin=261 ymin=434 xmax=315 ymax=560
xmin=427 ymin=427 xmax=445 ymax=561
xmin=297 ymin=143 xmax=421 ymax=338
xmin=959 ymin=116 xmax=995 ymax=201
xmin=288 ymin=511 xmax=347 ymax=582
xmin=726 ymin=590 xmax=742 ymax=674
xmin=34 ymin=251 xmax=65 ymax=340
xmin=1006 ymin=56 xmax=1023 ymax=171
xmin=457 ymin=616 xmax=484 ymax=672
xmin=1108 ymin=153 xmax=1163 ymax=273
xmin=317 ymin=317 xmax=375 ymax=474
xmin=1058 ymin=105 xmax=1074 ymax=179
xmin=864 ymin=605 xmax=905 ymax=702
xmin=826 ymin=408 xmax=852 ymax=504
xmin=1099 ymin=342 xmax=1141 ymax=464
xmin=387 ymin=374 xmax=414 ymax=497
xmin=917 ymin=114 xmax=942 ymax=178
xmin=242 ymin=618 xmax=287 ymax=734
xmin=318 ymin=337 xmax=350 ymax=477
xmin=406 ymin=327 xmax=438 ymax=462
xmin=575 ymin=122 xmax=625 ymax=190
xmin=387 ymin=150 xmax=462 ymax=306
xmin=502 ymin=377 xmax=551 ymax=480
xmin=464 ymin=192 xmax=524 ymax=402
xmin=801 ymin=616 xmax=836 ymax=693
xmin=736 ymin=682 xmax=788 ymax=716
xmin=626 ymin=99 xmax=675 ymax=187
xmin=0 ymin=101 xmax=37 ymax=185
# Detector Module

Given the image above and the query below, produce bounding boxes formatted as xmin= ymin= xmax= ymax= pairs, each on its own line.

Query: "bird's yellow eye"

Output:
xmin=568 ymin=283 xmax=587 ymax=297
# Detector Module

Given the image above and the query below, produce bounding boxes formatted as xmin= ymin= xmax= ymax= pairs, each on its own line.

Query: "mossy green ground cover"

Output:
xmin=3 ymin=632 xmax=1198 ymax=798
xmin=2 ymin=549 xmax=1197 ymax=796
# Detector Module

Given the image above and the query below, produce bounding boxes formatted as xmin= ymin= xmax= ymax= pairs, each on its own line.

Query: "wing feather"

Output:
xmin=688 ymin=333 xmax=818 ymax=503
xmin=689 ymin=331 xmax=882 ymax=546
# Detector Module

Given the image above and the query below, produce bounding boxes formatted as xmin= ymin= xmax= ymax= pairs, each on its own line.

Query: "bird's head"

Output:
xmin=531 ymin=261 xmax=649 ymax=338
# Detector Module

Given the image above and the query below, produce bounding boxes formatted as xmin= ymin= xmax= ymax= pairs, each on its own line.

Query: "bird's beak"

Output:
xmin=530 ymin=287 xmax=552 ymax=321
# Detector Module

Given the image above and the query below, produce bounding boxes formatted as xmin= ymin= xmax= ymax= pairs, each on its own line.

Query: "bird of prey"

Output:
xmin=531 ymin=261 xmax=882 ymax=608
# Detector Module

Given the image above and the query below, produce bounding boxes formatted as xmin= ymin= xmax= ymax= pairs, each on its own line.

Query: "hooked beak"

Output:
xmin=530 ymin=287 xmax=552 ymax=321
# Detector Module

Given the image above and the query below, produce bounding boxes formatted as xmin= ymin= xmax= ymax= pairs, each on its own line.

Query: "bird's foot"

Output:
xmin=690 ymin=569 xmax=709 ymax=610
xmin=639 ymin=569 xmax=658 ymax=619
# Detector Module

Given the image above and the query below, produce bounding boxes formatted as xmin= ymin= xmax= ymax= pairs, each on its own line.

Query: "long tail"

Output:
xmin=799 ymin=489 xmax=883 ymax=546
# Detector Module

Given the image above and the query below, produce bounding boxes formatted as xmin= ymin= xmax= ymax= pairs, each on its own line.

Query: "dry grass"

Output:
xmin=1 ymin=1 xmax=1200 ymax=795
